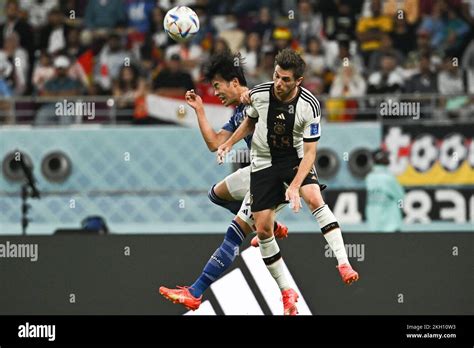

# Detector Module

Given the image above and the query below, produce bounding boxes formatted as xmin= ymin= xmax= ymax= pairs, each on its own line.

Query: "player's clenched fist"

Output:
xmin=185 ymin=89 xmax=203 ymax=110
xmin=217 ymin=142 xmax=232 ymax=165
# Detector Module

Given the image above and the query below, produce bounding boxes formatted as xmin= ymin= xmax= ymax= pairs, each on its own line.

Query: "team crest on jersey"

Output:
xmin=274 ymin=122 xmax=286 ymax=135
xmin=310 ymin=123 xmax=319 ymax=136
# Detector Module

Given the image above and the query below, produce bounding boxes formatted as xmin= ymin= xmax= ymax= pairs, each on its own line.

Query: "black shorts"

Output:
xmin=249 ymin=160 xmax=320 ymax=212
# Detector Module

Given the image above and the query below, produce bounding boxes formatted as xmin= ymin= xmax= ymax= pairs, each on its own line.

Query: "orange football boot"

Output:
xmin=158 ymin=286 xmax=202 ymax=311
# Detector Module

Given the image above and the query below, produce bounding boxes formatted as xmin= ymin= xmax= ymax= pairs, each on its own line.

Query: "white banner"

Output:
xmin=146 ymin=94 xmax=233 ymax=128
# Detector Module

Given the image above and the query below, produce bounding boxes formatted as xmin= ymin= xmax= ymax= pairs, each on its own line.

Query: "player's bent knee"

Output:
xmin=301 ymin=184 xmax=325 ymax=211
xmin=234 ymin=216 xmax=253 ymax=236
xmin=306 ymin=196 xmax=325 ymax=211
xmin=256 ymin=229 xmax=273 ymax=240
xmin=211 ymin=181 xmax=234 ymax=201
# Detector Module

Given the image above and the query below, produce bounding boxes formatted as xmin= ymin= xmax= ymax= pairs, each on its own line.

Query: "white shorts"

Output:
xmin=224 ymin=166 xmax=251 ymax=201
xmin=237 ymin=191 xmax=287 ymax=229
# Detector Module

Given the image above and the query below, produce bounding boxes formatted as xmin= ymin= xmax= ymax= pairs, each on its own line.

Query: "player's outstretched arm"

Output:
xmin=216 ymin=116 xmax=256 ymax=164
xmin=185 ymin=89 xmax=232 ymax=152
xmin=286 ymin=142 xmax=318 ymax=213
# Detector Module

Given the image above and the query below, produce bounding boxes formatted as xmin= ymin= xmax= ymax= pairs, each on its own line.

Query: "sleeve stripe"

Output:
xmin=300 ymin=94 xmax=318 ymax=119
xmin=303 ymin=137 xmax=320 ymax=142
xmin=301 ymin=87 xmax=321 ymax=106
xmin=301 ymin=89 xmax=321 ymax=118
xmin=249 ymin=82 xmax=273 ymax=96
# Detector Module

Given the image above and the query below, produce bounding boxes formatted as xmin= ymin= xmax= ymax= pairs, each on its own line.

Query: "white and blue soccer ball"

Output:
xmin=163 ymin=6 xmax=200 ymax=43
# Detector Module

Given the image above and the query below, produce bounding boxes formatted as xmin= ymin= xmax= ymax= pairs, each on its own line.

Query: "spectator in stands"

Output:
xmin=125 ymin=0 xmax=155 ymax=53
xmin=209 ymin=37 xmax=231 ymax=56
xmin=319 ymin=0 xmax=362 ymax=41
xmin=95 ymin=33 xmax=133 ymax=93
xmin=418 ymin=1 xmax=470 ymax=55
xmin=32 ymin=51 xmax=55 ymax=93
xmin=59 ymin=0 xmax=88 ymax=21
xmin=443 ymin=6 xmax=470 ymax=55
xmin=64 ymin=27 xmax=85 ymax=58
xmin=217 ymin=14 xmax=245 ymax=53
xmin=328 ymin=63 xmax=366 ymax=121
xmin=356 ymin=0 xmax=394 ymax=64
xmin=251 ymin=7 xmax=274 ymax=45
xmin=140 ymin=6 xmax=171 ymax=72
xmin=18 ymin=0 xmax=58 ymax=29
xmin=405 ymin=30 xmax=442 ymax=72
xmin=165 ymin=40 xmax=203 ymax=81
xmin=304 ymin=36 xmax=327 ymax=78
xmin=84 ymin=0 xmax=126 ymax=31
xmin=152 ymin=53 xmax=194 ymax=97
xmin=113 ymin=64 xmax=147 ymax=124
xmin=330 ymin=64 xmax=367 ymax=98
xmin=125 ymin=0 xmax=154 ymax=34
xmin=42 ymin=55 xmax=82 ymax=96
xmin=0 ymin=32 xmax=27 ymax=95
xmin=38 ymin=7 xmax=73 ymax=56
xmin=368 ymin=34 xmax=405 ymax=73
xmin=272 ymin=27 xmax=294 ymax=52
xmin=406 ymin=53 xmax=438 ymax=94
xmin=437 ymin=54 xmax=470 ymax=120
xmin=252 ymin=46 xmax=275 ymax=85
xmin=405 ymin=53 xmax=438 ymax=118
xmin=240 ymin=32 xmax=262 ymax=86
xmin=292 ymin=0 xmax=323 ymax=46
xmin=327 ymin=39 xmax=364 ymax=74
xmin=368 ymin=52 xmax=405 ymax=94
xmin=0 ymin=0 xmax=33 ymax=68
xmin=0 ymin=56 xmax=13 ymax=124
xmin=390 ymin=17 xmax=416 ymax=56
xmin=35 ymin=55 xmax=82 ymax=125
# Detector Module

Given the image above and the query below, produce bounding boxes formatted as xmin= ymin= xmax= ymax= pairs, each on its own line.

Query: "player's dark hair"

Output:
xmin=274 ymin=48 xmax=306 ymax=79
xmin=203 ymin=51 xmax=247 ymax=86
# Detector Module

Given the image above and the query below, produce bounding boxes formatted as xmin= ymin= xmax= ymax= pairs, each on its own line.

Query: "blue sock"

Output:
xmin=189 ymin=220 xmax=245 ymax=298
xmin=208 ymin=184 xmax=242 ymax=215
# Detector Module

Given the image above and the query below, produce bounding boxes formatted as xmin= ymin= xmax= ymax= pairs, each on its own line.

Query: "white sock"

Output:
xmin=324 ymin=228 xmax=349 ymax=266
xmin=313 ymin=204 xmax=349 ymax=266
xmin=258 ymin=236 xmax=290 ymax=291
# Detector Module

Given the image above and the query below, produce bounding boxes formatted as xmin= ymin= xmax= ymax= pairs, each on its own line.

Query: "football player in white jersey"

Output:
xmin=158 ymin=52 xmax=288 ymax=312
xmin=218 ymin=49 xmax=359 ymax=315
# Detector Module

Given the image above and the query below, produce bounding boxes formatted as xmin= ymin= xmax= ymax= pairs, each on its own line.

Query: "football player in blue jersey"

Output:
xmin=158 ymin=51 xmax=288 ymax=311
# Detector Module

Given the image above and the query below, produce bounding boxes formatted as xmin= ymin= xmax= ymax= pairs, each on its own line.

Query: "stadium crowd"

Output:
xmin=0 ymin=0 xmax=472 ymax=124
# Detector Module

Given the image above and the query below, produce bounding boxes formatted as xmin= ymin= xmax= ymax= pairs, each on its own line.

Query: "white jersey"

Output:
xmin=246 ymin=82 xmax=321 ymax=172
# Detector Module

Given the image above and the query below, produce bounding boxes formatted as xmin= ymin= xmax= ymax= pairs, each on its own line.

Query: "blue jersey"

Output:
xmin=222 ymin=104 xmax=253 ymax=149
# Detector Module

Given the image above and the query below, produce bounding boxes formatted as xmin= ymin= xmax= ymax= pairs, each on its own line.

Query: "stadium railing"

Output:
xmin=0 ymin=93 xmax=472 ymax=125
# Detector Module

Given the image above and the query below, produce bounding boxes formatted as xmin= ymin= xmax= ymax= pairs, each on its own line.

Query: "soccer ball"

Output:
xmin=163 ymin=6 xmax=200 ymax=43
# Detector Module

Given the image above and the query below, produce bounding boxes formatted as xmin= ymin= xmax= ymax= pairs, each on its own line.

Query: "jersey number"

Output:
xmin=269 ymin=135 xmax=291 ymax=148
